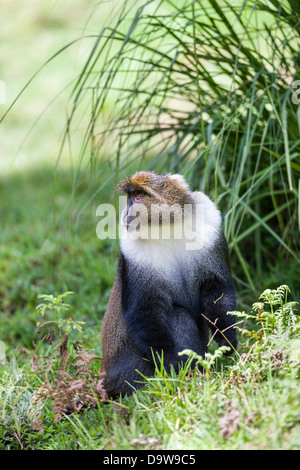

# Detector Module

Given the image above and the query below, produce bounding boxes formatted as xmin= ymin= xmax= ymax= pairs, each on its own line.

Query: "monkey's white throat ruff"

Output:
xmin=121 ymin=193 xmax=221 ymax=264
xmin=96 ymin=191 xmax=222 ymax=251
xmin=120 ymin=192 xmax=222 ymax=253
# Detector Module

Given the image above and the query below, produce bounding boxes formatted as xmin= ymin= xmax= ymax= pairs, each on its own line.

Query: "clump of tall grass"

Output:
xmin=61 ymin=0 xmax=300 ymax=293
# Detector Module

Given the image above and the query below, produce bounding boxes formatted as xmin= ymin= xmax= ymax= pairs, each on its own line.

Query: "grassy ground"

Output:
xmin=0 ymin=167 xmax=299 ymax=450
xmin=0 ymin=167 xmax=116 ymax=347
xmin=0 ymin=0 xmax=299 ymax=451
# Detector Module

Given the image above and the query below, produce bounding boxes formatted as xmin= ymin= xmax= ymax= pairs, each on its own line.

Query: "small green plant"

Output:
xmin=179 ymin=346 xmax=231 ymax=377
xmin=33 ymin=292 xmax=106 ymax=425
xmin=0 ymin=356 xmax=44 ymax=448
xmin=258 ymin=285 xmax=299 ymax=333
xmin=233 ymin=285 xmax=299 ymax=344
xmin=36 ymin=292 xmax=85 ymax=340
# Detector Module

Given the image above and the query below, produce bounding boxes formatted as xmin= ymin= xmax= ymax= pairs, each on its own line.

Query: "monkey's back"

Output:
xmin=101 ymin=256 xmax=127 ymax=372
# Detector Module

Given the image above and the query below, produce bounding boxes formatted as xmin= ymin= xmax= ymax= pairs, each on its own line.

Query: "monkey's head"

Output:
xmin=117 ymin=171 xmax=193 ymax=236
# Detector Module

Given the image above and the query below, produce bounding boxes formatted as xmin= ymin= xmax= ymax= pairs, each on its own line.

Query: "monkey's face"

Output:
xmin=118 ymin=171 xmax=193 ymax=238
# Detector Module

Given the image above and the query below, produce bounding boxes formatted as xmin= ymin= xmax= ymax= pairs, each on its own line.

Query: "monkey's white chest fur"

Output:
xmin=120 ymin=191 xmax=222 ymax=277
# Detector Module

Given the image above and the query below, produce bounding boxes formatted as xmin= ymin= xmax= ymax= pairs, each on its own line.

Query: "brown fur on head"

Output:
xmin=117 ymin=171 xmax=192 ymax=207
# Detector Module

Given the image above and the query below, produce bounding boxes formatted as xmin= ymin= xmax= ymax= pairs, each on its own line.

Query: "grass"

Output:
xmin=0 ymin=167 xmax=117 ymax=348
xmin=0 ymin=0 xmax=124 ymax=172
xmin=0 ymin=168 xmax=299 ymax=450
xmin=2 ymin=0 xmax=299 ymax=297
xmin=60 ymin=0 xmax=300 ymax=297
xmin=1 ymin=0 xmax=300 ymax=451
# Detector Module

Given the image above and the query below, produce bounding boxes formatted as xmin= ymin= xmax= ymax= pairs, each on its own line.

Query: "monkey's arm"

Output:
xmin=198 ymin=240 xmax=237 ymax=354
xmin=121 ymin=257 xmax=178 ymax=367
xmin=200 ymin=273 xmax=237 ymax=353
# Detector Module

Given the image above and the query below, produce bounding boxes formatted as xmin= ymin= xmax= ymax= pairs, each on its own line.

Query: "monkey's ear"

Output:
xmin=167 ymin=174 xmax=190 ymax=192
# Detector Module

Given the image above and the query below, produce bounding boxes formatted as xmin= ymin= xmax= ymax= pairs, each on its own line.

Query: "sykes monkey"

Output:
xmin=101 ymin=171 xmax=237 ymax=397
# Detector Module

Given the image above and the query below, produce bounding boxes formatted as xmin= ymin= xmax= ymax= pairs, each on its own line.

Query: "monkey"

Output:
xmin=101 ymin=171 xmax=237 ymax=397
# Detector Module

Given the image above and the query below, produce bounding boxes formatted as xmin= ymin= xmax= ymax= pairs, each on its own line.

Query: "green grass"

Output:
xmin=1 ymin=0 xmax=300 ymax=451
xmin=60 ymin=0 xmax=300 ymax=297
xmin=0 ymin=167 xmax=117 ymax=348
xmin=0 ymin=168 xmax=299 ymax=450
xmin=0 ymin=0 xmax=125 ymax=172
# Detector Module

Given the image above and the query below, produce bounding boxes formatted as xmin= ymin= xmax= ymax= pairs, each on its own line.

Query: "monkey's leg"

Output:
xmin=103 ymin=344 xmax=154 ymax=397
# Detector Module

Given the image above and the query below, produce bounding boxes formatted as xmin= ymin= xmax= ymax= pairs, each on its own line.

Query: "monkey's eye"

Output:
xmin=134 ymin=193 xmax=144 ymax=203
